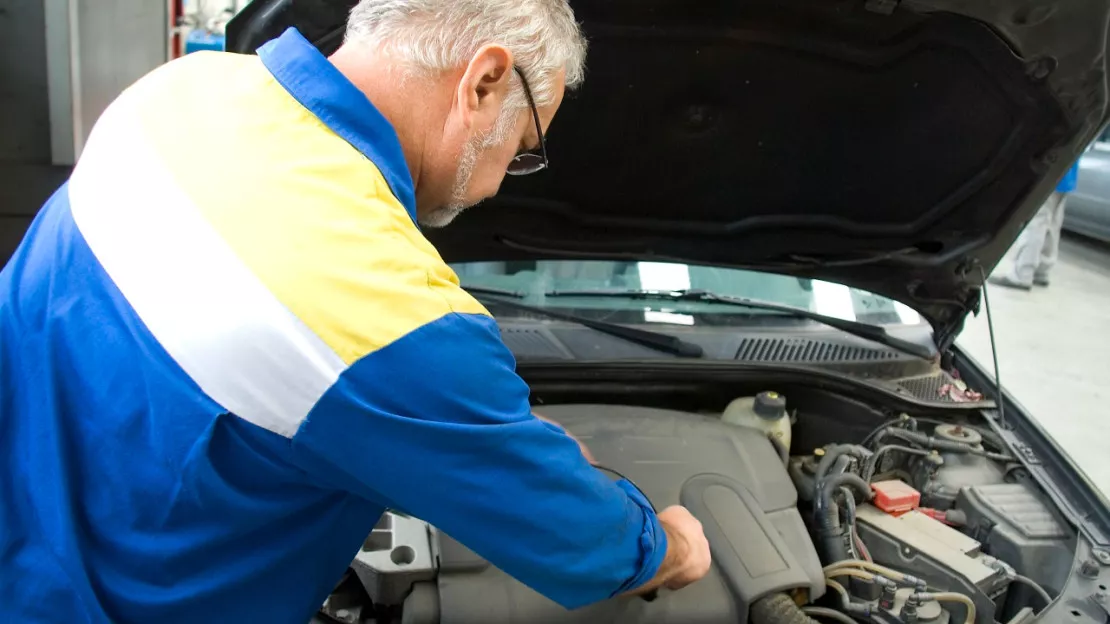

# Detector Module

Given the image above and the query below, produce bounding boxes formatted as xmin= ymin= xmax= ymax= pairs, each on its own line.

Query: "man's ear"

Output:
xmin=456 ymin=44 xmax=514 ymax=132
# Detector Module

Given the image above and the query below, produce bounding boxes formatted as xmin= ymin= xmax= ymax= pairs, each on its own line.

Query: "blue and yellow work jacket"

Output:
xmin=0 ymin=28 xmax=664 ymax=622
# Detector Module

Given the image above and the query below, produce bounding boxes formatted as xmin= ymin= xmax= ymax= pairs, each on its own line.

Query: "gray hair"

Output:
xmin=345 ymin=0 xmax=587 ymax=109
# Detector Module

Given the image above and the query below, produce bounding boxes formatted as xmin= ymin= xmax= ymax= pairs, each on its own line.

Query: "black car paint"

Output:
xmin=228 ymin=0 xmax=1109 ymax=346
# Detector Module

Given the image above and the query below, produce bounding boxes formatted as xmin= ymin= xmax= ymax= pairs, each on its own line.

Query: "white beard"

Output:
xmin=418 ymin=106 xmax=519 ymax=229
xmin=419 ymin=136 xmax=480 ymax=228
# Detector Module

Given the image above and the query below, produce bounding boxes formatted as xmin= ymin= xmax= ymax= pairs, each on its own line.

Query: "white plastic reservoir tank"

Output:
xmin=722 ymin=391 xmax=792 ymax=450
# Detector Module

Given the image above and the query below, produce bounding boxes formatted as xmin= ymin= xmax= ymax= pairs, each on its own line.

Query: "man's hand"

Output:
xmin=528 ymin=414 xmax=708 ymax=595
xmin=656 ymin=506 xmax=712 ymax=590
xmin=532 ymin=412 xmax=596 ymax=464
xmin=624 ymin=505 xmax=711 ymax=597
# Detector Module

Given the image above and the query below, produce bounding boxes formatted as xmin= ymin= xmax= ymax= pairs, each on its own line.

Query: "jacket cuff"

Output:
xmin=611 ymin=479 xmax=668 ymax=595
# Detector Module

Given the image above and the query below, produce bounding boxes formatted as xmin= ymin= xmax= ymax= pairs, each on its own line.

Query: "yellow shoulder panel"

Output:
xmin=123 ymin=51 xmax=488 ymax=366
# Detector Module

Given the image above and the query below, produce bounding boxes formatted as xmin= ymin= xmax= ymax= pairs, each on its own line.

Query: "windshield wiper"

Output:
xmin=544 ymin=288 xmax=935 ymax=360
xmin=462 ymin=286 xmax=704 ymax=358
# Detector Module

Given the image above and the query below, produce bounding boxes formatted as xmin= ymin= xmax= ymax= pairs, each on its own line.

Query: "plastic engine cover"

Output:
xmin=403 ymin=405 xmax=824 ymax=624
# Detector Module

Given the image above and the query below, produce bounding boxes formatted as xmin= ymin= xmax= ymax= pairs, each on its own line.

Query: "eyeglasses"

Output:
xmin=506 ymin=66 xmax=549 ymax=176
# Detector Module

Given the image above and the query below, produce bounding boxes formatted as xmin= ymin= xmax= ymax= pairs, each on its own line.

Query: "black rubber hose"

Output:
xmin=791 ymin=455 xmax=850 ymax=503
xmin=839 ymin=487 xmax=858 ymax=533
xmin=814 ymin=473 xmax=873 ymax=563
xmin=862 ymin=444 xmax=932 ymax=482
xmin=829 ymin=454 xmax=852 ymax=476
xmin=863 ymin=416 xmax=1005 ymax=450
xmin=813 ymin=444 xmax=871 ymax=484
xmin=819 ymin=473 xmax=873 ymax=504
xmin=749 ymin=593 xmax=821 ymax=624
xmin=816 ymin=509 xmax=849 ymax=563
xmin=877 ymin=428 xmax=1014 ymax=462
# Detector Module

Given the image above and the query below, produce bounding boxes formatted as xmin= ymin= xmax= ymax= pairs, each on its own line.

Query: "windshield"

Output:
xmin=452 ymin=260 xmax=923 ymax=327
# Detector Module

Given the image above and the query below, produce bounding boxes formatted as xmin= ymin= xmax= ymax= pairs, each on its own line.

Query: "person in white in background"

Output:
xmin=990 ymin=161 xmax=1080 ymax=290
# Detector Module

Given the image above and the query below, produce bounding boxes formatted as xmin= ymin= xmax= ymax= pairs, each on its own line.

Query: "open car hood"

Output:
xmin=226 ymin=0 xmax=1110 ymax=347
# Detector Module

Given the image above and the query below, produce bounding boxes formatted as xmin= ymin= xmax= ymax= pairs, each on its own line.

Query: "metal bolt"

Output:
xmin=1094 ymin=549 xmax=1110 ymax=565
xmin=1081 ymin=559 xmax=1101 ymax=578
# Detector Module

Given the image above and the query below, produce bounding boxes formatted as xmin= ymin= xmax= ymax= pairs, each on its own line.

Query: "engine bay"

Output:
xmin=315 ymin=382 xmax=1085 ymax=624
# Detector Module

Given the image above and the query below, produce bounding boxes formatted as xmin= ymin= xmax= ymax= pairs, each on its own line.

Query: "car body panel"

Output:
xmin=1065 ymin=135 xmax=1110 ymax=243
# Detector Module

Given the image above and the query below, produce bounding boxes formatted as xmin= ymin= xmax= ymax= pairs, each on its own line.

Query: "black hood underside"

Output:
xmin=227 ymin=0 xmax=1110 ymax=346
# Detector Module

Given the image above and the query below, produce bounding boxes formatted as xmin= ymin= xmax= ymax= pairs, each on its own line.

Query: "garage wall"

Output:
xmin=1 ymin=0 xmax=169 ymax=267
xmin=0 ymin=0 xmax=71 ymax=265
xmin=0 ymin=0 xmax=51 ymax=163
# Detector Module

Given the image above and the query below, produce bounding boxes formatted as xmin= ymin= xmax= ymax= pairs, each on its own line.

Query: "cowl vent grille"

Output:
xmin=735 ymin=337 xmax=902 ymax=363
xmin=500 ymin=327 xmax=571 ymax=359
xmin=898 ymin=374 xmax=948 ymax=399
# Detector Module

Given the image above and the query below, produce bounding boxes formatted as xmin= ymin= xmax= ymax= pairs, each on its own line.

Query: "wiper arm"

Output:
xmin=545 ymin=288 xmax=935 ymax=360
xmin=462 ymin=286 xmax=704 ymax=358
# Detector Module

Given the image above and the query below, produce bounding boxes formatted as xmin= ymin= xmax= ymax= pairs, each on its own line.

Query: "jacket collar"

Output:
xmin=258 ymin=28 xmax=418 ymax=225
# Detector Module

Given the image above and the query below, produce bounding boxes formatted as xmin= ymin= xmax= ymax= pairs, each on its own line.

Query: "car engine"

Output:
xmin=783 ymin=411 xmax=1075 ymax=624
xmin=316 ymin=393 xmax=1077 ymax=624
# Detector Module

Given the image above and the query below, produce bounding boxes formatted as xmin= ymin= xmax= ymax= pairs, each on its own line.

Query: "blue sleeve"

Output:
xmin=290 ymin=312 xmax=666 ymax=609
xmin=1056 ymin=161 xmax=1080 ymax=193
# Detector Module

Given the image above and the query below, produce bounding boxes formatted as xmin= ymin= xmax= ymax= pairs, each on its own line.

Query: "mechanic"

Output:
xmin=990 ymin=159 xmax=1081 ymax=290
xmin=0 ymin=1 xmax=710 ymax=622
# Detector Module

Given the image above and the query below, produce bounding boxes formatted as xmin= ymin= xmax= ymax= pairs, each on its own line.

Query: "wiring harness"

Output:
xmin=796 ymin=415 xmax=1050 ymax=623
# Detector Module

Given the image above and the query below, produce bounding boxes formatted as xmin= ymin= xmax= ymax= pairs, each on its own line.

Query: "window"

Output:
xmin=452 ymin=260 xmax=922 ymax=327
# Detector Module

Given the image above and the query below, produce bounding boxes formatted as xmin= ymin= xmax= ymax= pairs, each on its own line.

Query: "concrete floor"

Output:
xmin=958 ymin=234 xmax=1110 ymax=499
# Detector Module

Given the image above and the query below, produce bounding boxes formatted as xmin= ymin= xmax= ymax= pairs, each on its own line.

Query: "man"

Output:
xmin=0 ymin=1 xmax=710 ymax=622
xmin=989 ymin=160 xmax=1080 ymax=290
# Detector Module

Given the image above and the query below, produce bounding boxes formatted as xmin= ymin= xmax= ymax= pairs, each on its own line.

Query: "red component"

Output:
xmin=919 ymin=507 xmax=964 ymax=526
xmin=170 ymin=0 xmax=185 ymax=59
xmin=870 ymin=480 xmax=921 ymax=515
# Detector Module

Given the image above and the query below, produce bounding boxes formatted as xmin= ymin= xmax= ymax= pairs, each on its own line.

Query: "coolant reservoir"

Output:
xmin=722 ymin=391 xmax=791 ymax=450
